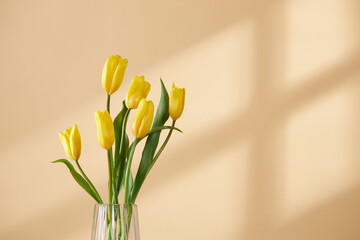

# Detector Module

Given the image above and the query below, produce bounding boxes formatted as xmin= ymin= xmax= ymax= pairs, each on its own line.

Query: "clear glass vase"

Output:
xmin=91 ymin=204 xmax=140 ymax=240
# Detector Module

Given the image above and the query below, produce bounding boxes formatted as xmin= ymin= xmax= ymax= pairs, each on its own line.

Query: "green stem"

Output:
xmin=149 ymin=120 xmax=176 ymax=172
xmin=75 ymin=160 xmax=103 ymax=203
xmin=106 ymin=94 xmax=114 ymax=239
xmin=107 ymin=94 xmax=111 ymax=113
xmin=119 ymin=109 xmax=131 ymax=161
xmin=124 ymin=138 xmax=139 ymax=204
xmin=109 ymin=148 xmax=118 ymax=204
xmin=107 ymin=149 xmax=113 ymax=204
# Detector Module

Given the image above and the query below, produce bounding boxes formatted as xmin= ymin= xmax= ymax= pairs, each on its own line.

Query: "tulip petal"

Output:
xmin=59 ymin=131 xmax=74 ymax=160
xmin=131 ymin=99 xmax=146 ymax=137
xmin=102 ymin=58 xmax=111 ymax=93
xmin=109 ymin=58 xmax=128 ymax=94
xmin=64 ymin=128 xmax=72 ymax=138
xmin=70 ymin=124 xmax=81 ymax=160
xmin=169 ymin=83 xmax=185 ymax=120
xmin=138 ymin=101 xmax=154 ymax=138
xmin=101 ymin=111 xmax=115 ymax=149
xmin=143 ymin=81 xmax=151 ymax=97
xmin=131 ymin=99 xmax=154 ymax=138
xmin=102 ymin=55 xmax=122 ymax=94
xmin=95 ymin=110 xmax=115 ymax=149
xmin=95 ymin=111 xmax=105 ymax=148
xmin=126 ymin=75 xmax=151 ymax=109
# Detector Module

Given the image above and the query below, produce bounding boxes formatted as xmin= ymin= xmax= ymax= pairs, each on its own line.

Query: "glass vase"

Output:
xmin=91 ymin=204 xmax=140 ymax=240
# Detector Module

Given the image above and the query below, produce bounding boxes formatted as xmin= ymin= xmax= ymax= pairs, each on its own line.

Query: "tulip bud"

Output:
xmin=95 ymin=110 xmax=115 ymax=149
xmin=131 ymin=99 xmax=154 ymax=138
xmin=102 ymin=55 xmax=128 ymax=95
xmin=126 ymin=75 xmax=151 ymax=109
xmin=58 ymin=124 xmax=81 ymax=160
xmin=169 ymin=83 xmax=185 ymax=120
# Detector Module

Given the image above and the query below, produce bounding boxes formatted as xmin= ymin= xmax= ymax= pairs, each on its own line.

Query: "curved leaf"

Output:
xmin=131 ymin=79 xmax=169 ymax=203
xmin=146 ymin=125 xmax=183 ymax=135
xmin=114 ymin=101 xmax=128 ymax=167
xmin=52 ymin=159 xmax=102 ymax=203
xmin=113 ymin=101 xmax=129 ymax=196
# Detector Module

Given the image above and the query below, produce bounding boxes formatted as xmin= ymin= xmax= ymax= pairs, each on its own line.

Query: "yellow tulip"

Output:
xmin=131 ymin=99 xmax=154 ymax=138
xmin=126 ymin=75 xmax=151 ymax=109
xmin=58 ymin=124 xmax=81 ymax=160
xmin=169 ymin=83 xmax=185 ymax=120
xmin=95 ymin=110 xmax=115 ymax=149
xmin=102 ymin=55 xmax=128 ymax=95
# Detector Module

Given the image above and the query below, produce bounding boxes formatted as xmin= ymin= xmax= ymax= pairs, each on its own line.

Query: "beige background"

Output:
xmin=1 ymin=0 xmax=360 ymax=239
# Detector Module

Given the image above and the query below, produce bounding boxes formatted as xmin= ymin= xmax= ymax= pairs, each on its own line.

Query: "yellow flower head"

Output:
xmin=131 ymin=99 xmax=155 ymax=138
xmin=102 ymin=55 xmax=128 ymax=95
xmin=95 ymin=110 xmax=115 ymax=149
xmin=169 ymin=83 xmax=185 ymax=120
xmin=58 ymin=124 xmax=81 ymax=160
xmin=126 ymin=75 xmax=151 ymax=109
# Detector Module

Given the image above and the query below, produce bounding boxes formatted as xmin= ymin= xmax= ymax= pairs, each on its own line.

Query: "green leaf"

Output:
xmin=116 ymin=133 xmax=129 ymax=195
xmin=131 ymin=79 xmax=170 ymax=203
xmin=135 ymin=125 xmax=182 ymax=145
xmin=113 ymin=101 xmax=129 ymax=195
xmin=146 ymin=125 xmax=183 ymax=136
xmin=114 ymin=101 xmax=128 ymax=167
xmin=52 ymin=159 xmax=102 ymax=203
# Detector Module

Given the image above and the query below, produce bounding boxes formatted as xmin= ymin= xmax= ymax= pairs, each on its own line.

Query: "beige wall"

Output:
xmin=1 ymin=0 xmax=360 ymax=239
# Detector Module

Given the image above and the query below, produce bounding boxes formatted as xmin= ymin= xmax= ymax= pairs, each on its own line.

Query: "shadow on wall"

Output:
xmin=238 ymin=0 xmax=360 ymax=239
xmin=275 ymin=184 xmax=360 ymax=240
xmin=0 ymin=0 xmax=266 ymax=149
xmin=1 ymin=0 xmax=360 ymax=239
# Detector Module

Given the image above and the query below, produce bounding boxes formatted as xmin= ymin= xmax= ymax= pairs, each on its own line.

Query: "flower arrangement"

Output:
xmin=53 ymin=54 xmax=185 ymax=207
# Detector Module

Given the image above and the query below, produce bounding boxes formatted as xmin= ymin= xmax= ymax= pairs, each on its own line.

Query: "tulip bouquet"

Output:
xmin=53 ymin=55 xmax=185 ymax=227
